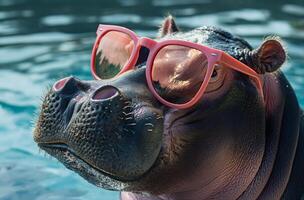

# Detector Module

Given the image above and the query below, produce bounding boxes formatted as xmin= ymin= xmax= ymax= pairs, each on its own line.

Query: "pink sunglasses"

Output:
xmin=91 ymin=24 xmax=263 ymax=109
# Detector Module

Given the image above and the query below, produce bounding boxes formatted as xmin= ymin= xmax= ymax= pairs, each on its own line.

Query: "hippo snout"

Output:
xmin=34 ymin=76 xmax=163 ymax=181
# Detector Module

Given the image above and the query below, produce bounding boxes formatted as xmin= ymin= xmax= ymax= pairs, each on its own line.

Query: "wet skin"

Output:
xmin=34 ymin=16 xmax=304 ymax=200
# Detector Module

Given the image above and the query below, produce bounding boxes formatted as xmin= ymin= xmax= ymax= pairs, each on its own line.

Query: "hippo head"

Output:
xmin=34 ymin=16 xmax=287 ymax=198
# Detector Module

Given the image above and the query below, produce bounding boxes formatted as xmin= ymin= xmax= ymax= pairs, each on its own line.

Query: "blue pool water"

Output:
xmin=0 ymin=0 xmax=303 ymax=199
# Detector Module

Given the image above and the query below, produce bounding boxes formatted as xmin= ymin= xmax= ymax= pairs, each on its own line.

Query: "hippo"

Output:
xmin=33 ymin=16 xmax=304 ymax=200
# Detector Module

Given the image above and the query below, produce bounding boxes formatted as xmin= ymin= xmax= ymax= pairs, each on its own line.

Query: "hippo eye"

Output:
xmin=206 ymin=64 xmax=226 ymax=93
xmin=210 ymin=64 xmax=221 ymax=81
xmin=211 ymin=70 xmax=218 ymax=78
xmin=209 ymin=65 xmax=223 ymax=85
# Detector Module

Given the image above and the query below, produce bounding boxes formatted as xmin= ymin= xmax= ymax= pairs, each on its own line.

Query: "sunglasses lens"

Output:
xmin=94 ymin=31 xmax=134 ymax=79
xmin=151 ymin=45 xmax=208 ymax=105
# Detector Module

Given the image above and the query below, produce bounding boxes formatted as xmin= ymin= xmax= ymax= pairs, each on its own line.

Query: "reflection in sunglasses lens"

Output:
xmin=151 ymin=45 xmax=208 ymax=104
xmin=95 ymin=31 xmax=134 ymax=79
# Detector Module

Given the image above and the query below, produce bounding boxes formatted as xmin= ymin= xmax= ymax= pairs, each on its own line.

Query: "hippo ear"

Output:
xmin=250 ymin=38 xmax=287 ymax=74
xmin=158 ymin=15 xmax=180 ymax=37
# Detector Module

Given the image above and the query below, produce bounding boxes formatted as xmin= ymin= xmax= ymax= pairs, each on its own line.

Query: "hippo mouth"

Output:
xmin=38 ymin=142 xmax=134 ymax=190
xmin=38 ymin=142 xmax=122 ymax=179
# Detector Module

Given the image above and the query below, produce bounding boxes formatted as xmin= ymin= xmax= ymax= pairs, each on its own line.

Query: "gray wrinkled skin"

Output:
xmin=35 ymin=76 xmax=164 ymax=188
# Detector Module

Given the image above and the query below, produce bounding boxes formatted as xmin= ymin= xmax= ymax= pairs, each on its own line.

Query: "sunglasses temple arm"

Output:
xmin=219 ymin=53 xmax=264 ymax=101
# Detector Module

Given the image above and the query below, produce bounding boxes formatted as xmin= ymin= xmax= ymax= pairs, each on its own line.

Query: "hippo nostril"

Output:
xmin=52 ymin=76 xmax=87 ymax=96
xmin=53 ymin=77 xmax=70 ymax=91
xmin=92 ymin=86 xmax=119 ymax=101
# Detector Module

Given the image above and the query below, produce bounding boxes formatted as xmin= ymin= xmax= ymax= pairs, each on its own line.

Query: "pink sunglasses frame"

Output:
xmin=91 ymin=24 xmax=264 ymax=109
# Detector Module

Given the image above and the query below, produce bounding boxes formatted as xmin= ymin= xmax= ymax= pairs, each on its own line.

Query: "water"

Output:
xmin=0 ymin=0 xmax=303 ymax=199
